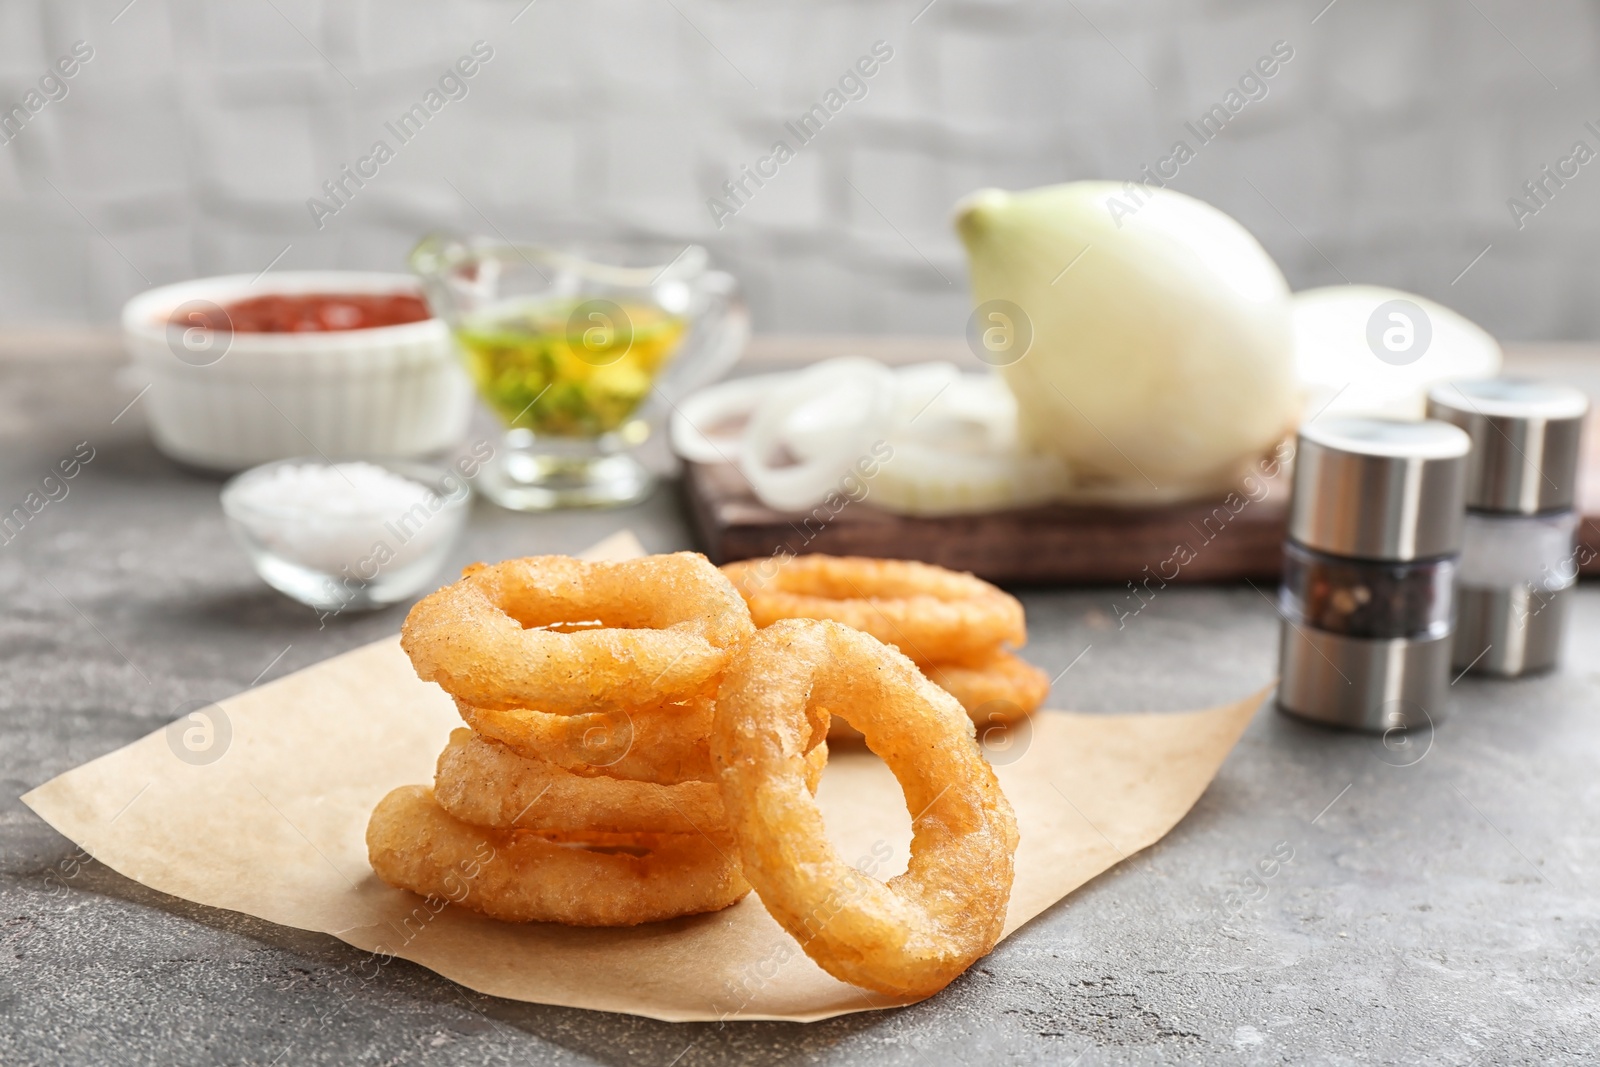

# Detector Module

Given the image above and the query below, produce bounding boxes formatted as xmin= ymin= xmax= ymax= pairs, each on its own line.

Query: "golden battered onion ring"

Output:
xmin=402 ymin=553 xmax=754 ymax=714
xmin=712 ymin=618 xmax=1019 ymax=998
xmin=922 ymin=649 xmax=1049 ymax=723
xmin=830 ymin=649 xmax=1051 ymax=741
xmin=721 ymin=555 xmax=1024 ymax=664
xmin=366 ymin=785 xmax=749 ymax=926
xmin=455 ymin=697 xmax=716 ymax=785
xmin=434 ymin=728 xmax=828 ymax=834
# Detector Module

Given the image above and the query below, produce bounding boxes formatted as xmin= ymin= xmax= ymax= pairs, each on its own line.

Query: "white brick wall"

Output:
xmin=0 ymin=0 xmax=1596 ymax=339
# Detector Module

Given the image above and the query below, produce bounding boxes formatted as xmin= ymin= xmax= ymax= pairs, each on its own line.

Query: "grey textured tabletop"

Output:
xmin=3 ymin=337 xmax=1598 ymax=1066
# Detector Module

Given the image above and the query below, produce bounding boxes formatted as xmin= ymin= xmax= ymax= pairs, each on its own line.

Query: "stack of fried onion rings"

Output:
xmin=721 ymin=555 xmax=1050 ymax=738
xmin=369 ymin=553 xmax=799 ymax=926
xmin=712 ymin=618 xmax=1020 ymax=997
xmin=367 ymin=550 xmax=1024 ymax=996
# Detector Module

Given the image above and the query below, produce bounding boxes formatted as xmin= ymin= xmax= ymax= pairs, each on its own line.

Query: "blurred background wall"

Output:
xmin=0 ymin=0 xmax=1594 ymax=339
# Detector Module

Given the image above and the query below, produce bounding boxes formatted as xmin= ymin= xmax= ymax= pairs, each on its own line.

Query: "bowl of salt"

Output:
xmin=221 ymin=457 xmax=471 ymax=616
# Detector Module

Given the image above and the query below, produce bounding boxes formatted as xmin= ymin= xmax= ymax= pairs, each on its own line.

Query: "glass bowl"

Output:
xmin=221 ymin=457 xmax=470 ymax=614
xmin=409 ymin=235 xmax=748 ymax=510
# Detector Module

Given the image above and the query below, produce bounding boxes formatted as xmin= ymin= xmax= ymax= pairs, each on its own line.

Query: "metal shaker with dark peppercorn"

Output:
xmin=1276 ymin=417 xmax=1471 ymax=733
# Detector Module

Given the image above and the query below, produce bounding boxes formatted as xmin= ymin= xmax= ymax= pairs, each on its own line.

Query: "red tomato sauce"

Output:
xmin=176 ymin=292 xmax=432 ymax=333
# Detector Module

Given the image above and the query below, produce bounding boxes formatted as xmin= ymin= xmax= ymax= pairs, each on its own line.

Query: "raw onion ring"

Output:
xmin=401 ymin=553 xmax=753 ymax=714
xmin=434 ymin=727 xmax=827 ymax=834
xmin=740 ymin=357 xmax=895 ymax=511
xmin=721 ymin=555 xmax=1025 ymax=664
xmin=712 ymin=618 xmax=1019 ymax=997
xmin=669 ymin=372 xmax=788 ymax=465
xmin=367 ymin=785 xmax=749 ymax=926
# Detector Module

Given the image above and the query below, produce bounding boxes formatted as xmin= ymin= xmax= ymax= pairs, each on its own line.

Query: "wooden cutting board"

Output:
xmin=680 ymin=413 xmax=1600 ymax=586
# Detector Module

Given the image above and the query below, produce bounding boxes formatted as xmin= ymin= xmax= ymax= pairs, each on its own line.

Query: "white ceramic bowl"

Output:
xmin=122 ymin=271 xmax=472 ymax=471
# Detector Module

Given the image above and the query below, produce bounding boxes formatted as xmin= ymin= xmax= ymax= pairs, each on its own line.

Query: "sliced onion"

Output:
xmin=669 ymin=372 xmax=788 ymax=465
xmin=676 ymin=359 xmax=1070 ymax=514
xmin=890 ymin=362 xmax=962 ymax=427
xmin=894 ymin=370 xmax=1016 ymax=452
xmin=872 ymin=440 xmax=1068 ymax=516
xmin=876 ymin=370 xmax=1070 ymax=515
xmin=740 ymin=358 xmax=895 ymax=512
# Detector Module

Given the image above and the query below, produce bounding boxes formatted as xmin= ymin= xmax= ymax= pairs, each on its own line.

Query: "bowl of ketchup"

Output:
xmin=122 ymin=272 xmax=471 ymax=471
xmin=178 ymin=291 xmax=433 ymax=334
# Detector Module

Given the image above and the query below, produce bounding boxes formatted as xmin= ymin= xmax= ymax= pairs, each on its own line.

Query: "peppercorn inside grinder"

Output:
xmin=1426 ymin=379 xmax=1589 ymax=677
xmin=1276 ymin=418 xmax=1471 ymax=733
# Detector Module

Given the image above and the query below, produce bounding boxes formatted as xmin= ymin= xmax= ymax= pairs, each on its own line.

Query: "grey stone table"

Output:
xmin=3 ymin=336 xmax=1597 ymax=1066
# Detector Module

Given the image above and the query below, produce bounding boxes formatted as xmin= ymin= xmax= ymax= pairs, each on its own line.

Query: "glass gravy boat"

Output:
xmin=411 ymin=236 xmax=747 ymax=510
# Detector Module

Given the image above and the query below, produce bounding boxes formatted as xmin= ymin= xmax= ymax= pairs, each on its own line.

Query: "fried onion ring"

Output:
xmin=921 ymin=649 xmax=1049 ymax=722
xmin=831 ymin=649 xmax=1052 ymax=741
xmin=712 ymin=618 xmax=1019 ymax=997
xmin=402 ymin=553 xmax=754 ymax=714
xmin=455 ymin=697 xmax=716 ymax=785
xmin=434 ymin=728 xmax=827 ymax=835
xmin=366 ymin=785 xmax=749 ymax=926
xmin=721 ymin=555 xmax=1024 ymax=664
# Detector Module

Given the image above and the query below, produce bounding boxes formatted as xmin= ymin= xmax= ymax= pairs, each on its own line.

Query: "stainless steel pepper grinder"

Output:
xmin=1426 ymin=378 xmax=1589 ymax=677
xmin=1276 ymin=417 xmax=1471 ymax=733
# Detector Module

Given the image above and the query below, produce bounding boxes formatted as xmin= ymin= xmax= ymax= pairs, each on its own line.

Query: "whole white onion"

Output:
xmin=956 ymin=181 xmax=1300 ymax=502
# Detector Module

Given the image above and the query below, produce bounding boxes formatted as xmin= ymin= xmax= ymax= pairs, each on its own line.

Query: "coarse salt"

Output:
xmin=239 ymin=461 xmax=434 ymax=516
xmin=229 ymin=461 xmax=461 ymax=573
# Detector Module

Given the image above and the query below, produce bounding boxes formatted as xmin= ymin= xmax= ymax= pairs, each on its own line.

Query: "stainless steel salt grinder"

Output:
xmin=1276 ymin=418 xmax=1471 ymax=733
xmin=1426 ymin=379 xmax=1589 ymax=677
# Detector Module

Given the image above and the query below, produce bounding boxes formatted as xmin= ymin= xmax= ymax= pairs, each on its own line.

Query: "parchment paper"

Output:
xmin=21 ymin=529 xmax=1266 ymax=1023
